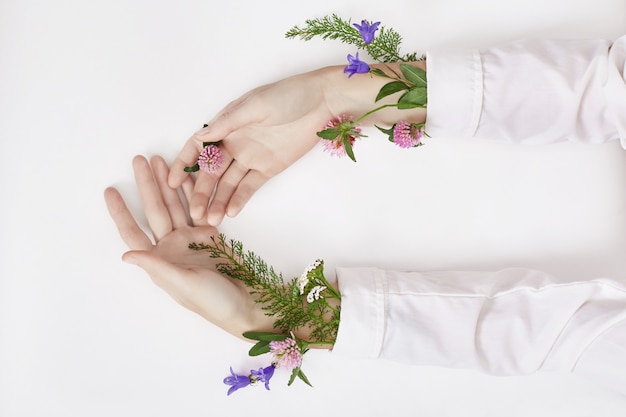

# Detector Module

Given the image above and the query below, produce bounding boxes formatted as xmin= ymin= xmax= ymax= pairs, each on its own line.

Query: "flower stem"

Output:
xmin=354 ymin=103 xmax=402 ymax=124
xmin=382 ymin=63 xmax=402 ymax=79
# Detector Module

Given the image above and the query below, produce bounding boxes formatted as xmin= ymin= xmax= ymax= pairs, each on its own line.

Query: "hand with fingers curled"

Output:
xmin=167 ymin=63 xmax=427 ymax=226
xmin=105 ymin=155 xmax=276 ymax=339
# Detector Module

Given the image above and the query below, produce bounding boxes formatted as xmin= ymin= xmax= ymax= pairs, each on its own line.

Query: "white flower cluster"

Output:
xmin=296 ymin=275 xmax=309 ymax=296
xmin=296 ymin=259 xmax=322 ymax=295
xmin=306 ymin=285 xmax=327 ymax=303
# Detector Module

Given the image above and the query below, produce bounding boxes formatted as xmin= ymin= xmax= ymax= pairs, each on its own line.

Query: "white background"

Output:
xmin=1 ymin=0 xmax=626 ymax=416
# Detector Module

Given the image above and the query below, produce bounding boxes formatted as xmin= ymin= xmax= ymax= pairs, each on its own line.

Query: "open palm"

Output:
xmin=105 ymin=155 xmax=273 ymax=339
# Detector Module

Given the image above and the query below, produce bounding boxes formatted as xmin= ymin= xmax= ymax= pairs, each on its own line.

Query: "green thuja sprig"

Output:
xmin=285 ymin=13 xmax=419 ymax=63
xmin=189 ymin=235 xmax=340 ymax=344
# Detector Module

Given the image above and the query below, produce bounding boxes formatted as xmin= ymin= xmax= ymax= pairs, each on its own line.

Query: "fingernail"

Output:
xmin=195 ymin=124 xmax=211 ymax=136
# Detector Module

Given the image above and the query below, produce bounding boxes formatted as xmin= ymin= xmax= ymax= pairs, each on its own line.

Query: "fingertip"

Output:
xmin=167 ymin=174 xmax=180 ymax=189
xmin=103 ymin=186 xmax=117 ymax=199
xmin=132 ymin=154 xmax=148 ymax=167
xmin=225 ymin=172 xmax=266 ymax=219
xmin=103 ymin=187 xmax=120 ymax=211
xmin=225 ymin=203 xmax=242 ymax=218
xmin=149 ymin=154 xmax=166 ymax=167
xmin=207 ymin=198 xmax=227 ymax=226
xmin=189 ymin=202 xmax=207 ymax=221
xmin=225 ymin=189 xmax=254 ymax=218
xmin=207 ymin=211 xmax=225 ymax=226
xmin=104 ymin=187 xmax=124 ymax=212
xmin=122 ymin=250 xmax=156 ymax=268
xmin=167 ymin=165 xmax=186 ymax=188
xmin=122 ymin=251 xmax=139 ymax=265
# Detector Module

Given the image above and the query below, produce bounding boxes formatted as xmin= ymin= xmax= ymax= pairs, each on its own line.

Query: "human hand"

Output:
xmin=168 ymin=64 xmax=427 ymax=226
xmin=167 ymin=71 xmax=332 ymax=226
xmin=104 ymin=155 xmax=274 ymax=339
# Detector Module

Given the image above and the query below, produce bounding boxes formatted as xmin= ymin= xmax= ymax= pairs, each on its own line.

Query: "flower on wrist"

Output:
xmin=270 ymin=337 xmax=303 ymax=370
xmin=296 ymin=274 xmax=309 ymax=296
xmin=344 ymin=52 xmax=370 ymax=77
xmin=393 ymin=121 xmax=424 ymax=148
xmin=307 ymin=285 xmax=327 ymax=303
xmin=376 ymin=120 xmax=425 ymax=148
xmin=287 ymin=15 xmax=429 ymax=162
xmin=191 ymin=236 xmax=340 ymax=394
xmin=318 ymin=114 xmax=364 ymax=161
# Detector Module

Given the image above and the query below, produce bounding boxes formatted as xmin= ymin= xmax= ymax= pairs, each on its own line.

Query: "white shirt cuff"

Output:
xmin=425 ymin=47 xmax=483 ymax=138
xmin=332 ymin=267 xmax=386 ymax=359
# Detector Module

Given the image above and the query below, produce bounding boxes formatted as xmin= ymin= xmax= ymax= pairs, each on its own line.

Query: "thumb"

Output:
xmin=122 ymin=250 xmax=204 ymax=314
xmin=122 ymin=249 xmax=148 ymax=264
xmin=122 ymin=250 xmax=190 ymax=287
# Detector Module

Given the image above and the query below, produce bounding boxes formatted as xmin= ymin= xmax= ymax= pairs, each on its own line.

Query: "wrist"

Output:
xmin=319 ymin=62 xmax=427 ymax=127
xmin=293 ymin=282 xmax=341 ymax=349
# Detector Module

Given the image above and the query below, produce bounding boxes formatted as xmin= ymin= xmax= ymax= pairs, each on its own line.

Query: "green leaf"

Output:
xmin=369 ymin=68 xmax=391 ymax=78
xmin=288 ymin=367 xmax=313 ymax=387
xmin=248 ymin=340 xmax=271 ymax=356
xmin=375 ymin=81 xmax=409 ymax=102
xmin=398 ymin=87 xmax=427 ymax=107
xmin=183 ymin=164 xmax=199 ymax=173
xmin=342 ymin=136 xmax=356 ymax=162
xmin=297 ymin=369 xmax=313 ymax=387
xmin=376 ymin=125 xmax=395 ymax=142
xmin=375 ymin=125 xmax=394 ymax=136
xmin=202 ymin=140 xmax=222 ymax=147
xmin=316 ymin=128 xmax=340 ymax=140
xmin=400 ymin=64 xmax=427 ymax=87
xmin=284 ymin=14 xmax=406 ymax=63
xmin=288 ymin=367 xmax=298 ymax=386
xmin=242 ymin=331 xmax=289 ymax=342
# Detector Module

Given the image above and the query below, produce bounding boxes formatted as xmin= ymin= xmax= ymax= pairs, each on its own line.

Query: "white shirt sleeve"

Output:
xmin=332 ymin=267 xmax=626 ymax=395
xmin=425 ymin=36 xmax=626 ymax=147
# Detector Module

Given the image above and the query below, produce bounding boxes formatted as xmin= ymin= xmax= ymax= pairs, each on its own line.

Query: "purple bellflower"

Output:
xmin=344 ymin=52 xmax=370 ymax=78
xmin=353 ymin=19 xmax=381 ymax=44
xmin=250 ymin=365 xmax=275 ymax=391
xmin=223 ymin=367 xmax=251 ymax=396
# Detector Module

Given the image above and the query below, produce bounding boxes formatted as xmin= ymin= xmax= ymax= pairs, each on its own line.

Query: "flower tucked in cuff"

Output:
xmin=392 ymin=120 xmax=424 ymax=148
xmin=353 ymin=19 xmax=380 ymax=44
xmin=344 ymin=52 xmax=370 ymax=78
xmin=270 ymin=338 xmax=303 ymax=371
xmin=306 ymin=285 xmax=327 ymax=303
